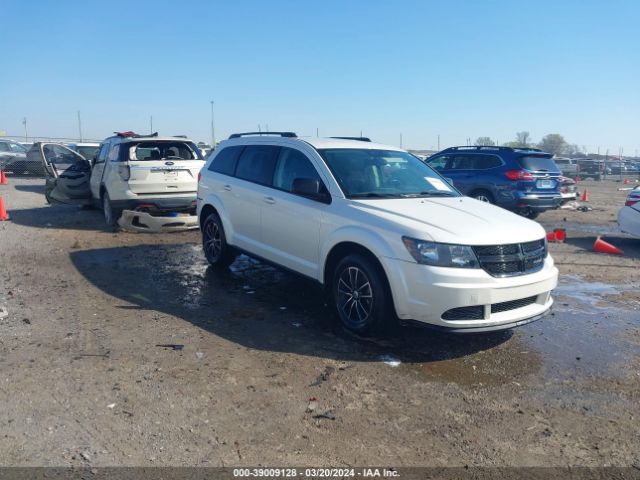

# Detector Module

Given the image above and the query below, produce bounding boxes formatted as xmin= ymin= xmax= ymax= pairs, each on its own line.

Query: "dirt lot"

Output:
xmin=0 ymin=178 xmax=638 ymax=468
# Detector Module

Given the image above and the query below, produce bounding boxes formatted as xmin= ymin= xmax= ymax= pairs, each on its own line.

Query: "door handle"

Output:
xmin=222 ymin=184 xmax=232 ymax=191
xmin=263 ymin=196 xmax=276 ymax=205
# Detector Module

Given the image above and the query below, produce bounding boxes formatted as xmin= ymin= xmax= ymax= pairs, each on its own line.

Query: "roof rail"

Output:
xmin=330 ymin=136 xmax=372 ymax=142
xmin=173 ymin=135 xmax=187 ymax=138
xmin=114 ymin=131 xmax=159 ymax=138
xmin=440 ymin=145 xmax=543 ymax=153
xmin=228 ymin=131 xmax=297 ymax=139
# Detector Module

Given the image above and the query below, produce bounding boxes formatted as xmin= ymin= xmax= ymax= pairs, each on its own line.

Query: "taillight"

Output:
xmin=504 ymin=170 xmax=534 ymax=180
xmin=625 ymin=200 xmax=638 ymax=207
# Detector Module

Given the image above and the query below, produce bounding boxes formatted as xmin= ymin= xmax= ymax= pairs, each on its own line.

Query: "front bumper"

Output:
xmin=618 ymin=206 xmax=640 ymax=238
xmin=380 ymin=255 xmax=558 ymax=332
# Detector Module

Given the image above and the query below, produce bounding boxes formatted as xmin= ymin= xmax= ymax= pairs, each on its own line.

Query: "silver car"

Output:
xmin=0 ymin=139 xmax=31 ymax=174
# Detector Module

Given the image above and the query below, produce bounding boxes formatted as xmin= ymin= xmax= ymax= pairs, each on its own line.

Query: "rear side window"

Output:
xmin=235 ymin=145 xmax=280 ymax=185
xmin=427 ymin=155 xmax=449 ymax=170
xmin=0 ymin=143 xmax=10 ymax=152
xmin=518 ymin=155 xmax=559 ymax=172
xmin=449 ymin=154 xmax=501 ymax=170
xmin=273 ymin=147 xmax=322 ymax=192
xmin=208 ymin=146 xmax=244 ymax=175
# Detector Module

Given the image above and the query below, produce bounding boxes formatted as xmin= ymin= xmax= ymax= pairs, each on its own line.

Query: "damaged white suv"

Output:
xmin=197 ymin=132 xmax=558 ymax=333
xmin=35 ymin=132 xmax=205 ymax=230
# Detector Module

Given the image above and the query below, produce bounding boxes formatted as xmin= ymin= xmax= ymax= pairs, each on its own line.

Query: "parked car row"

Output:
xmin=553 ymin=157 xmax=640 ymax=180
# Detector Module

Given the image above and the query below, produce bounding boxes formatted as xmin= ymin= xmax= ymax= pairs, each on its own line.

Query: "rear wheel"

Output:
xmin=332 ymin=254 xmax=393 ymax=334
xmin=102 ymin=192 xmax=121 ymax=226
xmin=202 ymin=212 xmax=236 ymax=268
xmin=471 ymin=190 xmax=494 ymax=203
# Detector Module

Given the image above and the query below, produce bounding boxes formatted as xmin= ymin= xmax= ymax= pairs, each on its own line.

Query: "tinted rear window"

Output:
xmin=209 ymin=145 xmax=244 ymax=175
xmin=518 ymin=155 xmax=559 ymax=172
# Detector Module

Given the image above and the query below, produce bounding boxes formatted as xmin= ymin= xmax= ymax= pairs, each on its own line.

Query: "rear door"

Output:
xmin=37 ymin=143 xmax=92 ymax=204
xmin=125 ymin=141 xmax=204 ymax=194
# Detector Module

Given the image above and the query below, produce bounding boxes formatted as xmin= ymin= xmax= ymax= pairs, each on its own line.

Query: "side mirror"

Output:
xmin=292 ymin=178 xmax=331 ymax=203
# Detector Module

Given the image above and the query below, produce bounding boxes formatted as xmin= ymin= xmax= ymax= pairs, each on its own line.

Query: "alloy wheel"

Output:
xmin=336 ymin=266 xmax=374 ymax=328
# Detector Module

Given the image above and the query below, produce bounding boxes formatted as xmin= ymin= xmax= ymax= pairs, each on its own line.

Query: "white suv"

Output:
xmin=35 ymin=132 xmax=205 ymax=228
xmin=197 ymin=132 xmax=558 ymax=333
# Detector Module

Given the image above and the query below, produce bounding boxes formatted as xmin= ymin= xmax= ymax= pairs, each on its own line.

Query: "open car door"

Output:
xmin=37 ymin=142 xmax=92 ymax=205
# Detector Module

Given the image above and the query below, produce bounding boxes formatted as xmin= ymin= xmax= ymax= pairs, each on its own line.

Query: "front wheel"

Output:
xmin=332 ymin=254 xmax=393 ymax=334
xmin=202 ymin=212 xmax=236 ymax=268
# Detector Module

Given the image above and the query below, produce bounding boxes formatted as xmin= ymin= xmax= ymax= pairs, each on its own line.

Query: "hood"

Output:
xmin=351 ymin=196 xmax=546 ymax=245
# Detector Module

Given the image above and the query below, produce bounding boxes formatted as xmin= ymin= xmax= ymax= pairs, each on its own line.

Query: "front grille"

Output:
xmin=491 ymin=295 xmax=538 ymax=314
xmin=442 ymin=305 xmax=484 ymax=320
xmin=473 ymin=238 xmax=546 ymax=277
xmin=442 ymin=295 xmax=540 ymax=321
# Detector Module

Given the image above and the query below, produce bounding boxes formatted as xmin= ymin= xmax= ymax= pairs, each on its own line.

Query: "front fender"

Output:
xmin=319 ymin=225 xmax=397 ymax=284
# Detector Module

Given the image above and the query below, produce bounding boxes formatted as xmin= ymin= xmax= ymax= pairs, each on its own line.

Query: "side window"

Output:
xmin=449 ymin=155 xmax=477 ymax=170
xmin=0 ymin=143 xmax=9 ymax=152
xmin=96 ymin=142 xmax=110 ymax=164
xmin=9 ymin=143 xmax=26 ymax=153
xmin=475 ymin=154 xmax=502 ymax=169
xmin=235 ymin=145 xmax=280 ymax=186
xmin=273 ymin=147 xmax=322 ymax=193
xmin=208 ymin=145 xmax=244 ymax=176
xmin=427 ymin=155 xmax=450 ymax=170
xmin=108 ymin=145 xmax=120 ymax=162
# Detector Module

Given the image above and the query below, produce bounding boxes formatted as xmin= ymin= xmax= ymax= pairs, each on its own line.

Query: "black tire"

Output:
xmin=332 ymin=254 xmax=394 ymax=334
xmin=102 ymin=191 xmax=121 ymax=226
xmin=202 ymin=212 xmax=236 ymax=268
xmin=518 ymin=208 xmax=540 ymax=220
xmin=471 ymin=189 xmax=494 ymax=204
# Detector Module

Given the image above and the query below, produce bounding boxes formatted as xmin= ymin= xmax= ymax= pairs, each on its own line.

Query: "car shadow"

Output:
xmin=9 ymin=205 xmax=111 ymax=232
xmin=70 ymin=243 xmax=513 ymax=363
xmin=564 ymin=235 xmax=640 ymax=260
xmin=14 ymin=184 xmax=45 ymax=193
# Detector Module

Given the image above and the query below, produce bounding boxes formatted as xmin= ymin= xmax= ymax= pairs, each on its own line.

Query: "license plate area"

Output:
xmin=536 ymin=179 xmax=554 ymax=189
xmin=163 ymin=170 xmax=179 ymax=181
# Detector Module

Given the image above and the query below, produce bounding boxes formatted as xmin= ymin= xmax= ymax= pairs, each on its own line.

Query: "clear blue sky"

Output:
xmin=2 ymin=0 xmax=638 ymax=154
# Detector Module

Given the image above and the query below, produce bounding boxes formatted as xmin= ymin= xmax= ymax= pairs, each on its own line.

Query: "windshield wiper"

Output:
xmin=401 ymin=191 xmax=456 ymax=197
xmin=349 ymin=192 xmax=400 ymax=199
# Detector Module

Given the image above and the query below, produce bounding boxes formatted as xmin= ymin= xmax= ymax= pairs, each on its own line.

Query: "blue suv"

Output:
xmin=426 ymin=146 xmax=562 ymax=219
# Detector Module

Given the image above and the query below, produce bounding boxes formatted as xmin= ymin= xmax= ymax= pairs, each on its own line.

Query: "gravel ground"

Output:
xmin=0 ymin=177 xmax=638 ymax=468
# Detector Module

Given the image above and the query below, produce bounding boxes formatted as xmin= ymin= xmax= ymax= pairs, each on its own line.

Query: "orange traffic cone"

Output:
xmin=593 ymin=237 xmax=623 ymax=255
xmin=0 ymin=169 xmax=6 ymax=185
xmin=0 ymin=196 xmax=9 ymax=221
xmin=554 ymin=228 xmax=566 ymax=242
xmin=546 ymin=232 xmax=555 ymax=242
xmin=581 ymin=188 xmax=589 ymax=202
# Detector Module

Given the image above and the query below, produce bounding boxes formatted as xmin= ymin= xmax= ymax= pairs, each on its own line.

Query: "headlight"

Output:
xmin=402 ymin=237 xmax=479 ymax=268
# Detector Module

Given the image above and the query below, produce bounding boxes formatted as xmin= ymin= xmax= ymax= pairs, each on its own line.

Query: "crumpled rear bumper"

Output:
xmin=117 ymin=210 xmax=198 ymax=233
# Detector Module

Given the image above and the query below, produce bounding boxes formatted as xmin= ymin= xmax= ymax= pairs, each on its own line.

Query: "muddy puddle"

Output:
xmin=70 ymin=244 xmax=640 ymax=390
xmin=553 ymin=274 xmax=637 ymax=312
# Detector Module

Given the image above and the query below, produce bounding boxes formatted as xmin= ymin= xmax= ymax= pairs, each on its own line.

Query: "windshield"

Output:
xmin=129 ymin=141 xmax=203 ymax=161
xmin=318 ymin=148 xmax=460 ymax=199
xmin=75 ymin=146 xmax=99 ymax=160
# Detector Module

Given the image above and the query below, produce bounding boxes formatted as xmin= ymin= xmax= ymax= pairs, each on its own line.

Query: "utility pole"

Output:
xmin=210 ymin=100 xmax=215 ymax=146
xmin=400 ymin=133 xmax=403 ymax=148
xmin=316 ymin=127 xmax=319 ymax=137
xmin=437 ymin=134 xmax=440 ymax=151
xmin=77 ymin=111 xmax=83 ymax=141
xmin=150 ymin=116 xmax=153 ymax=134
xmin=22 ymin=117 xmax=28 ymax=142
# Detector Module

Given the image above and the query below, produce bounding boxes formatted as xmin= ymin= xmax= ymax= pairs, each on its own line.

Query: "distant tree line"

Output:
xmin=474 ymin=132 xmax=581 ymax=156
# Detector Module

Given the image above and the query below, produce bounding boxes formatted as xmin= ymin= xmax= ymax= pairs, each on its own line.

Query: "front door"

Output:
xmin=38 ymin=143 xmax=92 ymax=205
